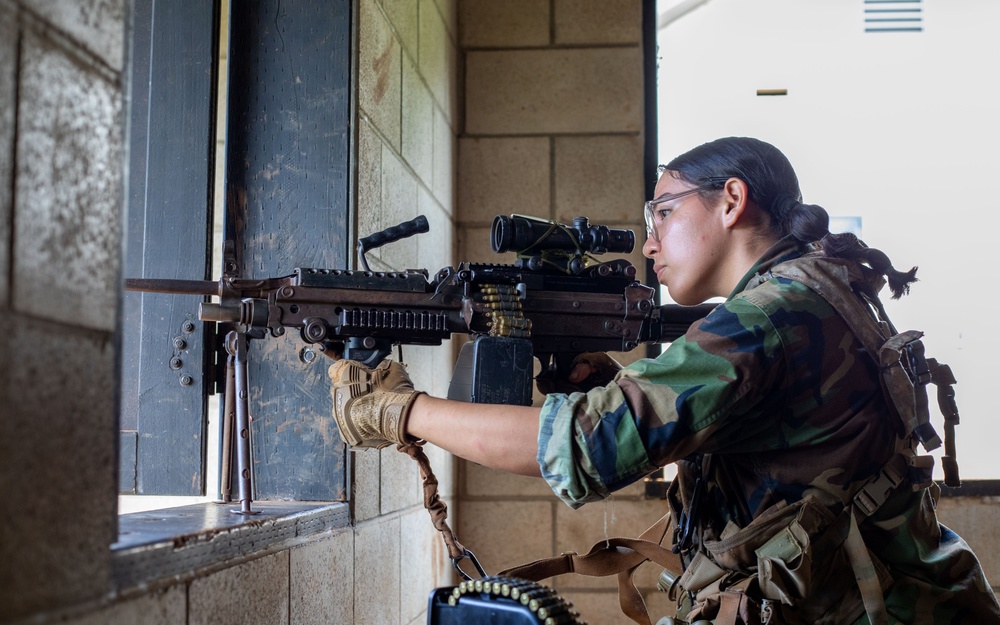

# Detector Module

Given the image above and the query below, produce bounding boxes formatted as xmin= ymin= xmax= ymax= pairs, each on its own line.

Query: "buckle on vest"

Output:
xmin=854 ymin=455 xmax=907 ymax=518
xmin=907 ymin=455 xmax=935 ymax=491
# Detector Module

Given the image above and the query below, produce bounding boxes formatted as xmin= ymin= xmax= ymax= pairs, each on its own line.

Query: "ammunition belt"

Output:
xmin=428 ymin=576 xmax=585 ymax=625
xmin=482 ymin=284 xmax=531 ymax=338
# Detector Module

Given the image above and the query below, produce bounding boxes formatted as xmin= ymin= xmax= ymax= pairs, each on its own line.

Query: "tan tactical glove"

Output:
xmin=536 ymin=352 xmax=623 ymax=395
xmin=328 ymin=359 xmax=423 ymax=449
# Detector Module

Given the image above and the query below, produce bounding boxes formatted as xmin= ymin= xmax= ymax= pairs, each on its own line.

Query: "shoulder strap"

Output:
xmin=763 ymin=257 xmax=963 ymax=625
xmin=765 ymin=258 xmax=960 ymax=486
xmin=498 ymin=512 xmax=682 ymax=625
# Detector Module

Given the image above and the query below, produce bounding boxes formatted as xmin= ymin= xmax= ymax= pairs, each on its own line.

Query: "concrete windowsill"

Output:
xmin=112 ymin=501 xmax=350 ymax=591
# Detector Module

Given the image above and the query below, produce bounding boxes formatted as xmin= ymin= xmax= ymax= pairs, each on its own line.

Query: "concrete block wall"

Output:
xmin=1 ymin=0 xmax=461 ymax=623
xmin=0 ymin=0 xmax=123 ymax=620
xmin=350 ymin=1 xmax=460 ymax=622
xmin=454 ymin=2 xmax=673 ymax=623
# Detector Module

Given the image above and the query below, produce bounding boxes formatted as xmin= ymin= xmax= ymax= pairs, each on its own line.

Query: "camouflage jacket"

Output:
xmin=537 ymin=238 xmax=1000 ymax=624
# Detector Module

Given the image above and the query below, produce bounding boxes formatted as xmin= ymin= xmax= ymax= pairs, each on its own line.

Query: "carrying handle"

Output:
xmin=357 ymin=215 xmax=429 ymax=271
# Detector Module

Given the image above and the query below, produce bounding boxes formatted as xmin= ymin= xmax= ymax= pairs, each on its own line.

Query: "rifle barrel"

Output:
xmin=124 ymin=278 xmax=219 ymax=297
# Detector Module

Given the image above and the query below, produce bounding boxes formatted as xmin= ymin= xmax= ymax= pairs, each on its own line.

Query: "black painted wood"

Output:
xmin=224 ymin=0 xmax=351 ymax=501
xmin=120 ymin=1 xmax=220 ymax=495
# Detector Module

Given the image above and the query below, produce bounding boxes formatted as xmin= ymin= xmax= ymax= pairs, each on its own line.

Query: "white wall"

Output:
xmin=657 ymin=0 xmax=1000 ymax=478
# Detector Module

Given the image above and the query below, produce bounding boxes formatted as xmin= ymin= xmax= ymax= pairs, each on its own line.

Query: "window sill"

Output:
xmin=112 ymin=500 xmax=349 ymax=591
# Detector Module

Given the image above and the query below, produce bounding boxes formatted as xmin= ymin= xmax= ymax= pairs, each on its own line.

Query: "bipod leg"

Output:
xmin=218 ymin=347 xmax=236 ymax=503
xmin=227 ymin=331 xmax=260 ymax=515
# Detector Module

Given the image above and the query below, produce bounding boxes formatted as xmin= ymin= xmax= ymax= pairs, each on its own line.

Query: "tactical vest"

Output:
xmin=493 ymin=254 xmax=961 ymax=625
xmin=657 ymin=254 xmax=961 ymax=625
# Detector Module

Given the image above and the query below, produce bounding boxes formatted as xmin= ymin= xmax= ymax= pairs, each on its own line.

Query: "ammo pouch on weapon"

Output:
xmin=671 ymin=495 xmax=890 ymax=625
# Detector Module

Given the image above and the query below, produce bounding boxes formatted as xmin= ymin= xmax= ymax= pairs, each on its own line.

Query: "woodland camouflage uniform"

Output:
xmin=537 ymin=237 xmax=1000 ymax=624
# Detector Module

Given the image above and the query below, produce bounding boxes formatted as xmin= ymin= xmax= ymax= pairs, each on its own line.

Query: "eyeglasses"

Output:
xmin=643 ymin=186 xmax=708 ymax=240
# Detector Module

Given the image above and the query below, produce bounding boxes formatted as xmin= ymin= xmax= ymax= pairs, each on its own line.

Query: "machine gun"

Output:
xmin=125 ymin=214 xmax=712 ymax=512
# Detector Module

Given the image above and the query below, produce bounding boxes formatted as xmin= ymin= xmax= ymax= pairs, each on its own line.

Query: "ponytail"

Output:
xmin=666 ymin=137 xmax=919 ymax=299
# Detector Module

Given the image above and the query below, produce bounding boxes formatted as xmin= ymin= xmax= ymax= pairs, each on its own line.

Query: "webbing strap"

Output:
xmin=844 ymin=512 xmax=888 ymax=625
xmin=768 ymin=261 xmax=960 ymax=481
xmin=928 ymin=359 xmax=961 ymax=487
xmin=397 ymin=440 xmax=684 ymax=619
xmin=498 ymin=512 xmax=683 ymax=625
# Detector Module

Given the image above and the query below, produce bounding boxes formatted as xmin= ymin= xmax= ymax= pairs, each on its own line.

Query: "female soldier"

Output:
xmin=329 ymin=137 xmax=1000 ymax=624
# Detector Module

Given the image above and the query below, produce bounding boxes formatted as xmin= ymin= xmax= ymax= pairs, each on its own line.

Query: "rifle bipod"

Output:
xmin=219 ymin=330 xmax=260 ymax=515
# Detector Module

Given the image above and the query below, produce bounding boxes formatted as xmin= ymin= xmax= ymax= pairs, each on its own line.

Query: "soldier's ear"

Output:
xmin=720 ymin=177 xmax=749 ymax=228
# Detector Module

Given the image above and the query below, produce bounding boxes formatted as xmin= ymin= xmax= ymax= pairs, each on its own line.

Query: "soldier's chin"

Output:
xmin=666 ymin=286 xmax=700 ymax=307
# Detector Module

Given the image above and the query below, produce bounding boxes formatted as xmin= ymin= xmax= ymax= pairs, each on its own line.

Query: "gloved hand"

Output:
xmin=536 ymin=352 xmax=623 ymax=395
xmin=328 ymin=359 xmax=423 ymax=449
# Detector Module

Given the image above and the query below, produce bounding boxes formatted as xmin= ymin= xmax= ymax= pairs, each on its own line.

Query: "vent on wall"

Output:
xmin=865 ymin=0 xmax=923 ymax=33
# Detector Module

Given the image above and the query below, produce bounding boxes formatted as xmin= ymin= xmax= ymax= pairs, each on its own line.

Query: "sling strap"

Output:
xmin=498 ymin=511 xmax=683 ymax=625
xmin=397 ymin=442 xmax=488 ymax=580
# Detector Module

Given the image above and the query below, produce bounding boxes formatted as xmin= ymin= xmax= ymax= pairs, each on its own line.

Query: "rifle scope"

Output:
xmin=491 ymin=215 xmax=634 ymax=256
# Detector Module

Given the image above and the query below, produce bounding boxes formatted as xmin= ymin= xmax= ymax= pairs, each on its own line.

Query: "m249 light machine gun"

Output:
xmin=125 ymin=214 xmax=712 ymax=513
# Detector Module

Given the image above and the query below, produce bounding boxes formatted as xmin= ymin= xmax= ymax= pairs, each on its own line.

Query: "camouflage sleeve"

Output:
xmin=537 ymin=298 xmax=788 ymax=508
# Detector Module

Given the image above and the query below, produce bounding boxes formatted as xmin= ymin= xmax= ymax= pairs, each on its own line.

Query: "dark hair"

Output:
xmin=661 ymin=137 xmax=917 ymax=298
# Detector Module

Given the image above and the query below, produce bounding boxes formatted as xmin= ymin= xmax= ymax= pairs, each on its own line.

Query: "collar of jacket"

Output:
xmin=727 ymin=236 xmax=811 ymax=299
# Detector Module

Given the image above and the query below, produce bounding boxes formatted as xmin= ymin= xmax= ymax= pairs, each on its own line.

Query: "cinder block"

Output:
xmin=381 ymin=443 xmax=423 ymax=514
xmin=0 ymin=3 xmax=14 ymax=307
xmin=355 ymin=516 xmax=402 ymax=624
xmin=419 ymin=0 xmax=457 ymax=126
xmin=432 ymin=107 xmax=455 ymax=213
xmin=432 ymin=0 xmax=458 ymax=42
xmin=14 ymin=31 xmax=122 ymax=332
xmin=359 ymin=0 xmax=401 ymax=150
xmin=400 ymin=507 xmax=453 ymax=621
xmin=403 ymin=57 xmax=434 ymax=188
xmin=424 ymin=444 xmax=457 ymax=499
xmin=405 ymin=343 xmax=457 ymax=401
xmin=415 ymin=187 xmax=454 ymax=270
xmin=58 ymin=586 xmax=186 ymax=625
xmin=189 ymin=552 xmax=290 ymax=625
xmin=555 ymin=498 xmax=672 ymax=590
xmin=458 ymin=137 xmax=550 ymax=226
xmin=554 ymin=0 xmax=642 ymax=45
xmin=384 ymin=0 xmax=419 ymax=60
xmin=460 ymin=0 xmax=550 ymax=48
xmin=1 ymin=315 xmax=117 ymax=619
xmin=29 ymin=0 xmax=126 ymax=70
xmin=379 ymin=145 xmax=420 ymax=272
xmin=459 ymin=225 xmax=519 ymax=265
xmin=936 ymin=497 xmax=1000 ymax=584
xmin=458 ymin=500 xmax=554 ymax=573
xmin=466 ymin=48 xmax=643 ymax=135
xmin=357 ymin=117 xmax=383 ymax=260
xmin=554 ymin=134 xmax=645 ymax=225
xmin=463 ymin=458 xmax=553 ymax=498
xmin=289 ymin=529 xmax=354 ymax=625
xmin=351 ymin=447 xmax=381 ymax=522
xmin=559 ymin=588 xmax=673 ymax=625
